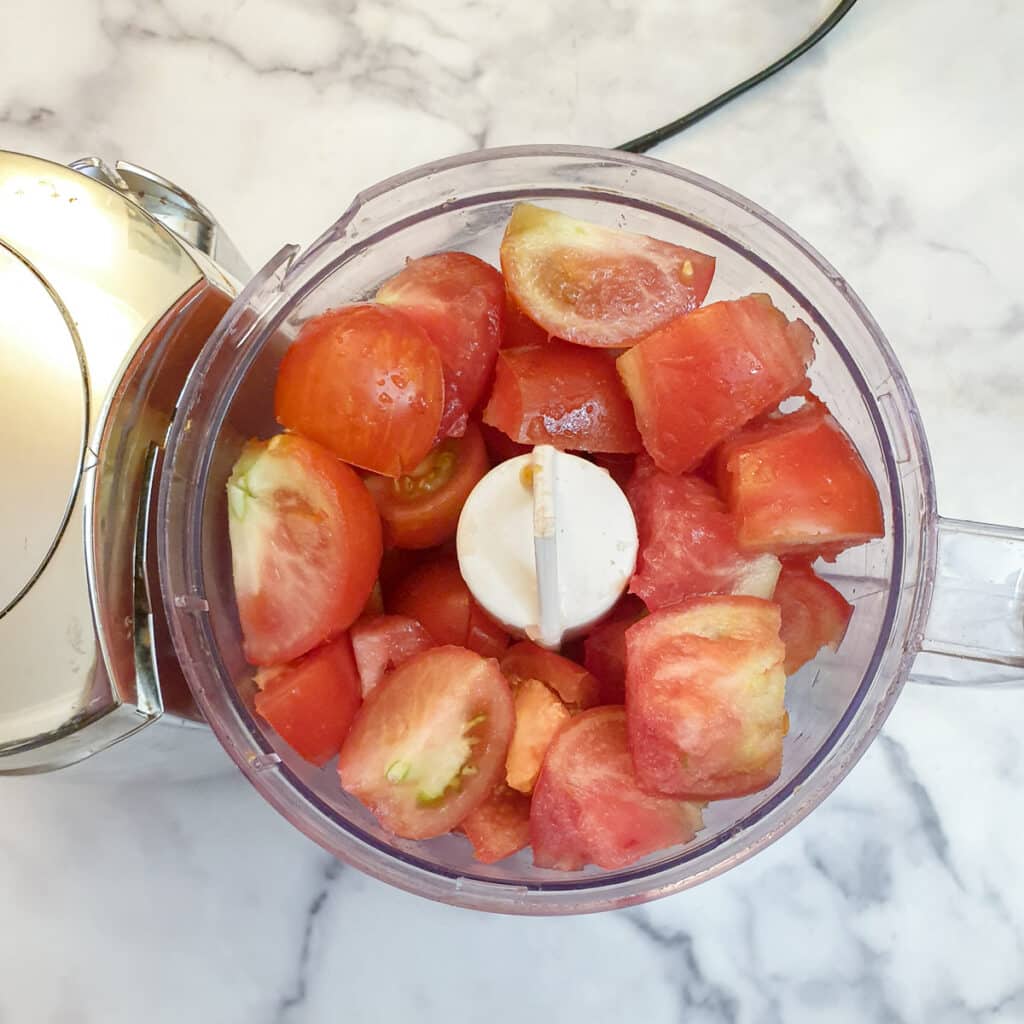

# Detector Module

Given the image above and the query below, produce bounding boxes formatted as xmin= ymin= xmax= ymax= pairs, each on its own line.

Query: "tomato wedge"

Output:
xmin=338 ymin=646 xmax=515 ymax=839
xmin=503 ymin=291 xmax=552 ymax=348
xmin=363 ymin=422 xmax=489 ymax=549
xmin=500 ymin=641 xmax=601 ymax=710
xmin=582 ymin=596 xmax=647 ymax=704
xmin=461 ymin=785 xmax=531 ymax=864
xmin=625 ymin=596 xmax=787 ymax=800
xmin=616 ymin=295 xmax=815 ymax=473
xmin=530 ymin=707 xmax=704 ymax=871
xmin=253 ymin=635 xmax=362 ymax=765
xmin=505 ymin=678 xmax=571 ymax=794
xmin=227 ymin=434 xmax=382 ymax=665
xmin=376 ymin=253 xmax=504 ymax=437
xmin=349 ymin=614 xmax=434 ymax=695
xmin=501 ymin=204 xmax=715 ymax=348
xmin=275 ymin=304 xmax=444 ymax=477
xmin=483 ymin=343 xmax=642 ymax=453
xmin=773 ymin=560 xmax=853 ymax=674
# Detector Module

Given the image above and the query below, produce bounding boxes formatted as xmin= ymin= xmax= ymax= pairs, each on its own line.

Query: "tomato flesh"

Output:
xmin=349 ymin=614 xmax=434 ymax=695
xmin=461 ymin=785 xmax=531 ymax=864
xmin=500 ymin=640 xmax=601 ymax=710
xmin=774 ymin=560 xmax=853 ymax=674
xmin=505 ymin=678 xmax=571 ymax=794
xmin=503 ymin=290 xmax=552 ymax=348
xmin=582 ymin=596 xmax=647 ymax=704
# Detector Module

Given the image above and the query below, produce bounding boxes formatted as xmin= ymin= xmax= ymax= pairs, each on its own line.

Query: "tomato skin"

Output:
xmin=616 ymin=295 xmax=814 ymax=473
xmin=363 ymin=422 xmax=489 ymax=549
xmin=483 ymin=343 xmax=642 ymax=454
xmin=275 ymin=304 xmax=444 ymax=477
xmin=349 ymin=614 xmax=434 ymax=695
xmin=530 ymin=707 xmax=704 ymax=871
xmin=461 ymin=785 xmax=531 ymax=864
xmin=254 ymin=635 xmax=362 ymax=765
xmin=376 ymin=253 xmax=505 ymax=437
xmin=773 ymin=560 xmax=853 ymax=674
xmin=582 ymin=595 xmax=647 ymax=704
xmin=227 ymin=434 xmax=383 ymax=665
xmin=625 ymin=596 xmax=787 ymax=800
xmin=338 ymin=646 xmax=515 ymax=839
xmin=505 ymin=678 xmax=571 ymax=793
xmin=500 ymin=641 xmax=601 ymax=710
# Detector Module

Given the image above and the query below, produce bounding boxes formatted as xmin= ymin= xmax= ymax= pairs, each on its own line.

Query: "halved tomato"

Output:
xmin=616 ymin=295 xmax=814 ymax=473
xmin=503 ymin=291 xmax=552 ymax=348
xmin=582 ymin=595 xmax=647 ymax=704
xmin=500 ymin=204 xmax=715 ymax=348
xmin=505 ymin=678 xmax=571 ymax=793
xmin=500 ymin=641 xmax=601 ymax=709
xmin=530 ymin=707 xmax=704 ymax=871
xmin=773 ymin=560 xmax=854 ymax=674
xmin=337 ymin=646 xmax=515 ymax=839
xmin=275 ymin=304 xmax=444 ymax=477
xmin=349 ymin=614 xmax=434 ymax=695
xmin=626 ymin=460 xmax=780 ymax=610
xmin=376 ymin=253 xmax=504 ymax=437
xmin=363 ymin=422 xmax=489 ymax=549
xmin=625 ymin=596 xmax=787 ymax=800
xmin=460 ymin=785 xmax=531 ymax=864
xmin=714 ymin=398 xmax=885 ymax=558
xmin=227 ymin=434 xmax=383 ymax=665
xmin=253 ymin=634 xmax=362 ymax=765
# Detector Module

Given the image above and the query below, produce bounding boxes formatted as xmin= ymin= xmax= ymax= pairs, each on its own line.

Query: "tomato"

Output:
xmin=773 ymin=560 xmax=853 ymax=674
xmin=349 ymin=614 xmax=435 ymax=695
xmin=227 ymin=434 xmax=382 ymax=665
xmin=626 ymin=460 xmax=780 ymax=611
xmin=337 ymin=646 xmax=515 ymax=839
xmin=588 ymin=452 xmax=636 ymax=489
xmin=480 ymin=422 xmax=531 ymax=464
xmin=275 ymin=304 xmax=444 ymax=477
xmin=483 ymin=343 xmax=642 ymax=453
xmin=390 ymin=557 xmax=509 ymax=658
xmin=363 ymin=422 xmax=489 ymax=549
xmin=376 ymin=253 xmax=505 ymax=437
xmin=530 ymin=707 xmax=704 ymax=871
xmin=714 ymin=398 xmax=885 ymax=559
xmin=625 ymin=596 xmax=787 ymax=800
xmin=616 ymin=295 xmax=814 ymax=473
xmin=500 ymin=640 xmax=601 ymax=710
xmin=503 ymin=291 xmax=552 ymax=348
xmin=505 ymin=678 xmax=571 ymax=793
xmin=460 ymin=785 xmax=531 ymax=864
xmin=582 ymin=595 xmax=647 ymax=704
xmin=253 ymin=634 xmax=362 ymax=765
xmin=500 ymin=204 xmax=715 ymax=348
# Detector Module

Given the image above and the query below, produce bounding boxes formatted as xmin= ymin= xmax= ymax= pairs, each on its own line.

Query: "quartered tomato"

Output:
xmin=275 ymin=304 xmax=444 ymax=477
xmin=773 ymin=560 xmax=854 ymax=674
xmin=349 ymin=614 xmax=434 ymax=695
xmin=582 ymin=595 xmax=647 ymax=704
xmin=616 ymin=295 xmax=815 ymax=473
xmin=253 ymin=634 xmax=362 ymax=765
xmin=530 ymin=707 xmax=704 ymax=871
xmin=461 ymin=785 xmax=532 ymax=864
xmin=714 ymin=398 xmax=885 ymax=559
xmin=500 ymin=204 xmax=715 ymax=348
xmin=504 ymin=678 xmax=571 ymax=794
xmin=337 ymin=646 xmax=515 ymax=839
xmin=364 ymin=422 xmax=489 ymax=549
xmin=376 ymin=253 xmax=505 ymax=437
xmin=625 ymin=596 xmax=787 ymax=800
xmin=626 ymin=459 xmax=780 ymax=611
xmin=227 ymin=434 xmax=383 ymax=665
xmin=500 ymin=640 xmax=601 ymax=710
xmin=390 ymin=557 xmax=510 ymax=658
xmin=503 ymin=291 xmax=552 ymax=348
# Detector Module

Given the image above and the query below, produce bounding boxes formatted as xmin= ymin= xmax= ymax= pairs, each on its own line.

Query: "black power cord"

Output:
xmin=617 ymin=0 xmax=860 ymax=153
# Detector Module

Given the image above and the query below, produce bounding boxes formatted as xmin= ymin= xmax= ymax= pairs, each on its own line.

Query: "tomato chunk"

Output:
xmin=364 ymin=421 xmax=489 ymax=549
xmin=505 ymin=678 xmax=571 ymax=793
xmin=503 ymin=291 xmax=552 ymax=348
xmin=227 ymin=434 xmax=383 ymax=665
xmin=483 ymin=343 xmax=642 ymax=454
xmin=773 ymin=560 xmax=853 ymax=674
xmin=501 ymin=204 xmax=715 ymax=348
xmin=254 ymin=635 xmax=362 ymax=765
xmin=461 ymin=785 xmax=531 ymax=864
xmin=582 ymin=596 xmax=647 ymax=704
xmin=625 ymin=596 xmax=787 ymax=800
xmin=480 ymin=422 xmax=532 ymax=464
xmin=500 ymin=640 xmax=601 ymax=710
xmin=530 ymin=707 xmax=704 ymax=871
xmin=275 ymin=304 xmax=444 ymax=477
xmin=338 ymin=646 xmax=514 ymax=839
xmin=616 ymin=295 xmax=814 ymax=473
xmin=376 ymin=253 xmax=504 ymax=437
xmin=350 ymin=614 xmax=435 ymax=695
xmin=715 ymin=398 xmax=885 ymax=558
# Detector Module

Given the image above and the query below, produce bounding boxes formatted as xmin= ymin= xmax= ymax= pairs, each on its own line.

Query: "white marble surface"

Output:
xmin=2 ymin=0 xmax=1024 ymax=1020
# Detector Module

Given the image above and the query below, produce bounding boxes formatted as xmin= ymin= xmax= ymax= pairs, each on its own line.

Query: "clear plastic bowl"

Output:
xmin=158 ymin=146 xmax=936 ymax=914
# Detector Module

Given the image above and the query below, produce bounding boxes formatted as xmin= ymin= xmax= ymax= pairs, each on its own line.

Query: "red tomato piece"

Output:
xmin=582 ymin=595 xmax=647 ymax=704
xmin=363 ymin=422 xmax=489 ymax=549
xmin=227 ymin=434 xmax=383 ymax=665
xmin=349 ymin=614 xmax=435 ymax=695
xmin=715 ymin=398 xmax=885 ymax=559
xmin=253 ymin=635 xmax=362 ymax=765
xmin=483 ymin=343 xmax=642 ymax=453
xmin=480 ymin=422 xmax=532 ymax=464
xmin=530 ymin=707 xmax=704 ymax=871
xmin=588 ymin=452 xmax=636 ymax=489
xmin=773 ymin=560 xmax=854 ymax=674
xmin=501 ymin=204 xmax=715 ymax=348
xmin=500 ymin=640 xmax=601 ymax=710
xmin=338 ymin=646 xmax=515 ymax=839
xmin=275 ymin=304 xmax=444 ymax=477
xmin=505 ymin=678 xmax=572 ymax=793
xmin=461 ymin=785 xmax=532 ymax=864
xmin=625 ymin=596 xmax=787 ymax=800
xmin=616 ymin=294 xmax=815 ymax=473
xmin=503 ymin=291 xmax=552 ymax=348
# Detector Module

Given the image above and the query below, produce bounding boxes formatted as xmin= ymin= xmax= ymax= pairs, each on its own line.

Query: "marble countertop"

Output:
xmin=2 ymin=0 xmax=1023 ymax=1020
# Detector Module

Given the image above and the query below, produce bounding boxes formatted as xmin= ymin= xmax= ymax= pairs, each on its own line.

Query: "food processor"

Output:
xmin=2 ymin=146 xmax=1021 ymax=913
